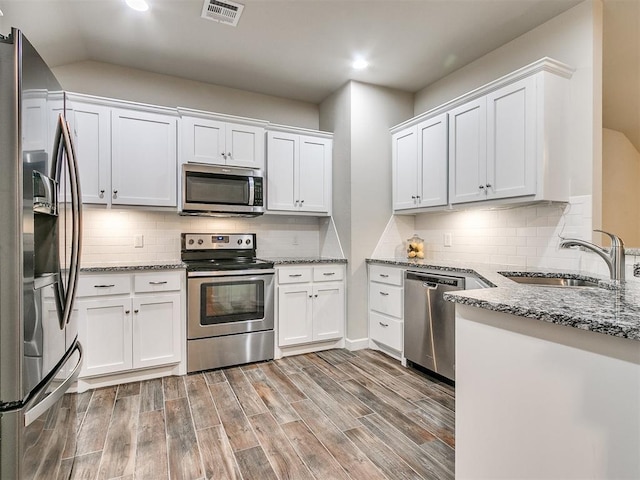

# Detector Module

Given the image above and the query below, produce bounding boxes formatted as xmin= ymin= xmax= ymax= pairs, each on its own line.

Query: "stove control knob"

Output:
xmin=246 ymin=239 xmax=251 ymax=245
xmin=237 ymin=239 xmax=243 ymax=245
xmin=188 ymin=239 xmax=194 ymax=245
xmin=198 ymin=239 xmax=204 ymax=245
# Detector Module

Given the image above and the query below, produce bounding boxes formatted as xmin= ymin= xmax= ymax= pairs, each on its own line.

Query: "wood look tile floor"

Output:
xmin=68 ymin=349 xmax=455 ymax=480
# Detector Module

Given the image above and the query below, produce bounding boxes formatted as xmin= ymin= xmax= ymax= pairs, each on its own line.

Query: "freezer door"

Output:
xmin=1 ymin=342 xmax=82 ymax=480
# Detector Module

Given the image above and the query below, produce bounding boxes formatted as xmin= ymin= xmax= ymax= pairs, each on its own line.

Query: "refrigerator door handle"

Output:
xmin=23 ymin=341 xmax=83 ymax=427
xmin=52 ymin=113 xmax=83 ymax=328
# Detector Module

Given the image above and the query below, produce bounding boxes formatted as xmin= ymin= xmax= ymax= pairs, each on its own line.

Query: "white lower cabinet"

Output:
xmin=368 ymin=264 xmax=404 ymax=357
xmin=76 ymin=270 xmax=183 ymax=380
xmin=277 ymin=264 xmax=345 ymax=350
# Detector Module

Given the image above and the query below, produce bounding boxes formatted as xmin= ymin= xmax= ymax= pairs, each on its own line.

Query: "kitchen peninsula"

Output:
xmin=368 ymin=258 xmax=640 ymax=479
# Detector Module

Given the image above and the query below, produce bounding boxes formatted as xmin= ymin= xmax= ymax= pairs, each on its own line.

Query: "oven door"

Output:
xmin=187 ymin=270 xmax=274 ymax=339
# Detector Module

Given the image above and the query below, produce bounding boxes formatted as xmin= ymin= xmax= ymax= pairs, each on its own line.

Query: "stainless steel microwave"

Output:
xmin=181 ymin=163 xmax=264 ymax=216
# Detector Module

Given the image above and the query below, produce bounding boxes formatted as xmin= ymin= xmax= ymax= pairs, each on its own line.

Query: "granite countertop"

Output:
xmin=81 ymin=261 xmax=186 ymax=272
xmin=262 ymin=257 xmax=347 ymax=265
xmin=367 ymin=258 xmax=640 ymax=341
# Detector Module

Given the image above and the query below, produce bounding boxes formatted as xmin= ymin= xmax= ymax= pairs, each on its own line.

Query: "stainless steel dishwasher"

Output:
xmin=404 ymin=271 xmax=465 ymax=381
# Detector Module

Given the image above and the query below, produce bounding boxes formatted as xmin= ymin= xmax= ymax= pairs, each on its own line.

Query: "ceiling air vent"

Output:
xmin=201 ymin=0 xmax=244 ymax=27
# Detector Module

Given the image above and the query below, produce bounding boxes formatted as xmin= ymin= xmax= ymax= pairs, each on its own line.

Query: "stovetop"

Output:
xmin=184 ymin=258 xmax=274 ymax=272
xmin=181 ymin=233 xmax=274 ymax=272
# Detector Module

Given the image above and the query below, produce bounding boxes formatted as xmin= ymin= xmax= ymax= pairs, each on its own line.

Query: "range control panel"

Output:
xmin=182 ymin=233 xmax=255 ymax=250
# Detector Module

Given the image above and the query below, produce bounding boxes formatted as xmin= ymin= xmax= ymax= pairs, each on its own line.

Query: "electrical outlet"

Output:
xmin=444 ymin=232 xmax=453 ymax=247
xmin=134 ymin=234 xmax=144 ymax=248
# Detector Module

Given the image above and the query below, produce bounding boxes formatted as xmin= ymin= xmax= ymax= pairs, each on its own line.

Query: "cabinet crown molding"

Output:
xmin=67 ymin=92 xmax=179 ymax=116
xmin=390 ymin=57 xmax=575 ymax=134
xmin=176 ymin=106 xmax=269 ymax=127
xmin=267 ymin=123 xmax=333 ymax=139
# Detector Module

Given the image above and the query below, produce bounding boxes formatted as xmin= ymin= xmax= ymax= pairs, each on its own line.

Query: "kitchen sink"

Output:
xmin=501 ymin=274 xmax=599 ymax=288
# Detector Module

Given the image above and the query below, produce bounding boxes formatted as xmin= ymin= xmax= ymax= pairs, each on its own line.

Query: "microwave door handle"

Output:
xmin=248 ymin=176 xmax=255 ymax=206
xmin=53 ymin=114 xmax=83 ymax=327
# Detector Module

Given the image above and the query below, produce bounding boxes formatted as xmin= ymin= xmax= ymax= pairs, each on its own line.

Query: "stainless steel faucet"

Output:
xmin=559 ymin=230 xmax=625 ymax=284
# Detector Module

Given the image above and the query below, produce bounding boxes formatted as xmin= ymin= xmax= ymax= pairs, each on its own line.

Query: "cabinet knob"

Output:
xmin=113 ymin=190 xmax=118 ymax=199
xmin=125 ymin=310 xmax=130 ymax=314
xmin=416 ymin=195 xmax=421 ymax=199
xmin=314 ymin=294 xmax=318 ymax=298
xmin=485 ymin=183 xmax=492 ymax=189
xmin=134 ymin=309 xmax=139 ymax=314
xmin=308 ymin=295 xmax=313 ymax=298
xmin=99 ymin=189 xmax=105 ymax=198
xmin=300 ymin=199 xmax=304 ymax=204
xmin=478 ymin=185 xmax=485 ymax=190
xmin=411 ymin=195 xmax=416 ymax=199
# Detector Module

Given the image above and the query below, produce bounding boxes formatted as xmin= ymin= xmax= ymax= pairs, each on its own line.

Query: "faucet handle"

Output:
xmin=593 ymin=230 xmax=625 ymax=248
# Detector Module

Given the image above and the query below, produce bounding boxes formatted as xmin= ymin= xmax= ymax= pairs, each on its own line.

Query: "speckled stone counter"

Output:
xmin=367 ymin=258 xmax=640 ymax=341
xmin=81 ymin=261 xmax=186 ymax=272
xmin=262 ymin=257 xmax=347 ymax=265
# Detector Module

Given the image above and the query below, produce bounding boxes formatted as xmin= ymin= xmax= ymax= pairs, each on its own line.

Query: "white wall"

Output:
xmin=53 ymin=60 xmax=319 ymax=129
xmin=414 ymin=0 xmax=601 ymax=198
xmin=320 ymin=81 xmax=413 ymax=342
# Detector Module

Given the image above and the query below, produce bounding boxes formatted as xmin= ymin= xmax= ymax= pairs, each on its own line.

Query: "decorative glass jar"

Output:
xmin=406 ymin=234 xmax=424 ymax=259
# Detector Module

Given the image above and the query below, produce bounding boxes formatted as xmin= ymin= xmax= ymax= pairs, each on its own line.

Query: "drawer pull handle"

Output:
xmin=149 ymin=281 xmax=168 ymax=285
xmin=379 ymin=322 xmax=389 ymax=327
xmin=379 ymin=291 xmax=389 ymax=296
xmin=289 ymin=274 xmax=303 ymax=277
xmin=323 ymin=272 xmax=335 ymax=276
xmin=94 ymin=284 xmax=115 ymax=288
xmin=379 ymin=274 xmax=389 ymax=278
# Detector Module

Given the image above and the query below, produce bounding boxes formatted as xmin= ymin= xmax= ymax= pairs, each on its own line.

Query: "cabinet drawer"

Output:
xmin=77 ymin=274 xmax=131 ymax=297
xmin=369 ymin=265 xmax=403 ymax=286
xmin=369 ymin=283 xmax=403 ymax=318
xmin=278 ymin=267 xmax=312 ymax=284
xmin=370 ymin=312 xmax=403 ymax=352
xmin=313 ymin=265 xmax=344 ymax=282
xmin=134 ymin=271 xmax=182 ymax=293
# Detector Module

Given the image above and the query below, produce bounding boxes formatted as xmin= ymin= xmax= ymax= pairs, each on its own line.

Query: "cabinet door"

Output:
xmin=298 ymin=135 xmax=331 ymax=213
xmin=449 ymin=98 xmax=487 ymax=204
xmin=278 ymin=284 xmax=313 ymax=346
xmin=182 ymin=116 xmax=226 ymax=165
xmin=417 ymin=113 xmax=448 ymax=208
xmin=111 ymin=109 xmax=177 ymax=206
xmin=23 ymin=92 xmax=48 ymax=153
xmin=73 ymin=102 xmax=111 ymax=204
xmin=312 ymin=283 xmax=344 ymax=342
xmin=392 ymin=127 xmax=418 ymax=210
xmin=77 ymin=297 xmax=132 ymax=377
xmin=225 ymin=122 xmax=265 ymax=169
xmin=267 ymin=131 xmax=298 ymax=211
xmin=132 ymin=293 xmax=181 ymax=369
xmin=486 ymin=77 xmax=537 ymax=200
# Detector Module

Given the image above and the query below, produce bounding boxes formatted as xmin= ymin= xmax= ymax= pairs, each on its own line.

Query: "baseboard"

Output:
xmin=344 ymin=337 xmax=369 ymax=351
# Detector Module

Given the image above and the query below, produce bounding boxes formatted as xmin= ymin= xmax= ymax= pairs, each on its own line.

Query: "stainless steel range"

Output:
xmin=182 ymin=233 xmax=275 ymax=372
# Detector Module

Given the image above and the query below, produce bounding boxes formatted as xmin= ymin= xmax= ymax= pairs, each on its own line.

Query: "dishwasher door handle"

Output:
xmin=423 ymin=282 xmax=439 ymax=290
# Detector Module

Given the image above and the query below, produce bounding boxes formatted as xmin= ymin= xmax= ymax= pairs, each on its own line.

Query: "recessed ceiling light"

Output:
xmin=126 ymin=0 xmax=150 ymax=12
xmin=352 ymin=58 xmax=369 ymax=70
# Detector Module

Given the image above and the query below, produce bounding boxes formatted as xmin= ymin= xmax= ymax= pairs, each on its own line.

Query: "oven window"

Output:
xmin=186 ymin=173 xmax=249 ymax=205
xmin=200 ymin=280 xmax=264 ymax=325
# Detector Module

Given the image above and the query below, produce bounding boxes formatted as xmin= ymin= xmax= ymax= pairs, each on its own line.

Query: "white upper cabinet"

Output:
xmin=72 ymin=102 xmax=111 ymax=204
xmin=68 ymin=94 xmax=178 ymax=208
xmin=391 ymin=58 xmax=574 ymax=211
xmin=393 ymin=113 xmax=448 ymax=211
xmin=450 ymin=76 xmax=536 ymax=204
xmin=267 ymin=127 xmax=332 ymax=215
xmin=180 ymin=110 xmax=267 ymax=169
xmin=111 ymin=108 xmax=177 ymax=206
xmin=449 ymin=98 xmax=487 ymax=204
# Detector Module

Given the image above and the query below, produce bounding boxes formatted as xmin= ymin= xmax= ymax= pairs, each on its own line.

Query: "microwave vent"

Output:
xmin=201 ymin=0 xmax=244 ymax=27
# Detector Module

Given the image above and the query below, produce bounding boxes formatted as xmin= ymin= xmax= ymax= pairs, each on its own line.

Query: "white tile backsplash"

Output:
xmin=372 ymin=196 xmax=637 ymax=277
xmin=78 ymin=209 xmax=325 ymax=265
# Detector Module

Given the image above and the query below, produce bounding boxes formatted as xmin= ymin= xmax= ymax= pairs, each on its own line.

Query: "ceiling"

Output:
xmin=1 ymin=0 xmax=582 ymax=104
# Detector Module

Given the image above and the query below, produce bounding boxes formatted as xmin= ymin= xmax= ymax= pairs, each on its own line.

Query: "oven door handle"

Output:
xmin=187 ymin=268 xmax=275 ymax=278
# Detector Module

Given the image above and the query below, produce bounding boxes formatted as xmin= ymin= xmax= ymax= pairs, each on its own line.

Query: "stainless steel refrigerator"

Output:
xmin=0 ymin=28 xmax=83 ymax=479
